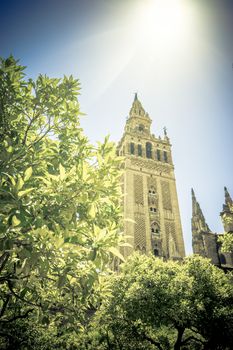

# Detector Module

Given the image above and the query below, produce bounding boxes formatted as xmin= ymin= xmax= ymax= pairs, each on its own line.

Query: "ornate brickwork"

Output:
xmin=165 ymin=221 xmax=179 ymax=257
xmin=130 ymin=158 xmax=171 ymax=174
xmin=134 ymin=214 xmax=146 ymax=249
xmin=134 ymin=174 xmax=144 ymax=205
xmin=147 ymin=177 xmax=157 ymax=190
xmin=161 ymin=181 xmax=172 ymax=211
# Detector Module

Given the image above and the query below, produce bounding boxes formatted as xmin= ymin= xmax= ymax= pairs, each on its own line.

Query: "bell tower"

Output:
xmin=118 ymin=94 xmax=185 ymax=259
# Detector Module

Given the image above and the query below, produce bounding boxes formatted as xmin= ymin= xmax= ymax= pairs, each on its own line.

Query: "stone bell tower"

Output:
xmin=117 ymin=94 xmax=185 ymax=259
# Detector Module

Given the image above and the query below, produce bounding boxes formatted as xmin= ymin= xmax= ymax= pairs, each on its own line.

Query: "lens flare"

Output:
xmin=132 ymin=0 xmax=194 ymax=54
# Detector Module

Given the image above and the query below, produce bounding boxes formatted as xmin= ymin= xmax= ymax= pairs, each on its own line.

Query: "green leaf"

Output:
xmin=108 ymin=247 xmax=125 ymax=262
xmin=24 ymin=167 xmax=33 ymax=181
xmin=20 ymin=287 xmax=28 ymax=299
xmin=18 ymin=188 xmax=34 ymax=197
xmin=12 ymin=215 xmax=21 ymax=227
xmin=16 ymin=176 xmax=24 ymax=191
xmin=59 ymin=163 xmax=66 ymax=180
xmin=89 ymin=204 xmax=96 ymax=219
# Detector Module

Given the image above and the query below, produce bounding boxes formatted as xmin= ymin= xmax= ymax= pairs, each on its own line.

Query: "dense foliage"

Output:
xmin=0 ymin=56 xmax=124 ymax=348
xmin=92 ymin=254 xmax=233 ymax=350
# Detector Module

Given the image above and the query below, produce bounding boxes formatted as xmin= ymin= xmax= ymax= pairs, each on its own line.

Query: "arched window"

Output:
xmin=138 ymin=124 xmax=144 ymax=132
xmin=148 ymin=187 xmax=157 ymax=206
xmin=154 ymin=249 xmax=159 ymax=256
xmin=151 ymin=222 xmax=160 ymax=235
xmin=148 ymin=186 xmax=156 ymax=195
xmin=157 ymin=149 xmax=161 ymax=161
xmin=130 ymin=142 xmax=135 ymax=155
xmin=219 ymin=253 xmax=226 ymax=265
xmin=141 ymin=246 xmax=146 ymax=253
xmin=138 ymin=144 xmax=142 ymax=156
xmin=146 ymin=142 xmax=152 ymax=158
xmin=163 ymin=151 xmax=168 ymax=162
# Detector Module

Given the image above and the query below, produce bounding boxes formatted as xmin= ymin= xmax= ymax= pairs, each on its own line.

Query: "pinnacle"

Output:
xmin=129 ymin=93 xmax=146 ymax=118
xmin=191 ymin=189 xmax=211 ymax=232
xmin=224 ymin=186 xmax=233 ymax=207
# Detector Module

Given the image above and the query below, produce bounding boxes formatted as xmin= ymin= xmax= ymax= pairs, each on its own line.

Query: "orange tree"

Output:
xmin=93 ymin=254 xmax=233 ymax=350
xmin=0 ymin=56 xmax=124 ymax=347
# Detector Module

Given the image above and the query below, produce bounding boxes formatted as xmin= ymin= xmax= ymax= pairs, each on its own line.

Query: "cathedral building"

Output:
xmin=192 ymin=187 xmax=233 ymax=269
xmin=117 ymin=94 xmax=185 ymax=259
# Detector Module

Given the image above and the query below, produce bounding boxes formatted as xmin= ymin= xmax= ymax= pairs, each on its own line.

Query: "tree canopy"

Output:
xmin=93 ymin=253 xmax=233 ymax=350
xmin=0 ymin=56 xmax=124 ymax=348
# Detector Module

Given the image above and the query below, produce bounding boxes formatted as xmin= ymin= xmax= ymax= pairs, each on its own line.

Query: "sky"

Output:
xmin=1 ymin=0 xmax=232 ymax=254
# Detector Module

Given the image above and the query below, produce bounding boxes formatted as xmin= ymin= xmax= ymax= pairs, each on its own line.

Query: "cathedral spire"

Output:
xmin=221 ymin=187 xmax=233 ymax=233
xmin=224 ymin=186 xmax=233 ymax=210
xmin=191 ymin=188 xmax=210 ymax=232
xmin=191 ymin=189 xmax=212 ymax=257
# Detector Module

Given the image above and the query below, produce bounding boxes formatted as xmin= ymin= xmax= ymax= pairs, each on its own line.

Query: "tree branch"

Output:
xmin=0 ymin=252 xmax=10 ymax=273
xmin=0 ymin=295 xmax=10 ymax=318
xmin=142 ymin=333 xmax=164 ymax=350
xmin=7 ymin=280 xmax=40 ymax=308
xmin=0 ymin=308 xmax=33 ymax=323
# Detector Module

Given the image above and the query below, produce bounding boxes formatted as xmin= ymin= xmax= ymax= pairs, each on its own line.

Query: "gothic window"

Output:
xmin=163 ymin=151 xmax=168 ymax=162
xmin=138 ymin=144 xmax=142 ymax=156
xmin=146 ymin=142 xmax=152 ymax=158
xmin=136 ymin=245 xmax=146 ymax=254
xmin=148 ymin=186 xmax=157 ymax=206
xmin=157 ymin=149 xmax=161 ymax=161
xmin=219 ymin=253 xmax=226 ymax=265
xmin=151 ymin=222 xmax=160 ymax=235
xmin=130 ymin=142 xmax=135 ymax=155
xmin=154 ymin=249 xmax=159 ymax=256
xmin=150 ymin=207 xmax=157 ymax=213
xmin=149 ymin=186 xmax=156 ymax=195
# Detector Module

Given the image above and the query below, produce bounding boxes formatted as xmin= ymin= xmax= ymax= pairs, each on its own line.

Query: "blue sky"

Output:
xmin=1 ymin=0 xmax=232 ymax=254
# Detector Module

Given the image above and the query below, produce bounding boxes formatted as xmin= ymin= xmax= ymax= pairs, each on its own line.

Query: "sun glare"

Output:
xmin=132 ymin=0 xmax=194 ymax=54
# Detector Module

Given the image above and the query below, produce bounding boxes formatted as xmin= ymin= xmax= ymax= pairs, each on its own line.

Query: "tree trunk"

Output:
xmin=174 ymin=327 xmax=185 ymax=350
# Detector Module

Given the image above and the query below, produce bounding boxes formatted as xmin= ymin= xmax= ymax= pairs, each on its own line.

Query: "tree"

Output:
xmin=0 ymin=56 xmax=124 ymax=347
xmin=93 ymin=253 xmax=233 ymax=350
xmin=218 ymin=233 xmax=233 ymax=253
